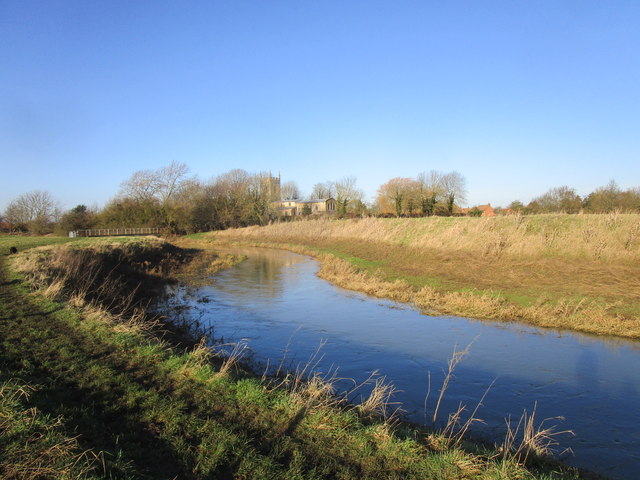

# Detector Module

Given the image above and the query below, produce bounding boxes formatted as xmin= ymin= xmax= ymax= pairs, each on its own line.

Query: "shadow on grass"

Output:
xmin=3 ymin=362 xmax=191 ymax=479
xmin=0 ymin=266 xmax=194 ymax=479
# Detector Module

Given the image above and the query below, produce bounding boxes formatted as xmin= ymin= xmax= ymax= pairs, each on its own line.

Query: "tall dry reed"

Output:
xmin=211 ymin=213 xmax=640 ymax=261
xmin=499 ymin=403 xmax=573 ymax=467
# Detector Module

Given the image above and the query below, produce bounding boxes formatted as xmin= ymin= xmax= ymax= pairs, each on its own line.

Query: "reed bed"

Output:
xmin=212 ymin=213 xmax=640 ymax=261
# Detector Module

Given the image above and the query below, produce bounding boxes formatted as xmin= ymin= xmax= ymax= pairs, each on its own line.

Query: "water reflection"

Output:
xmin=209 ymin=247 xmax=307 ymax=300
xmin=157 ymin=247 xmax=640 ymax=480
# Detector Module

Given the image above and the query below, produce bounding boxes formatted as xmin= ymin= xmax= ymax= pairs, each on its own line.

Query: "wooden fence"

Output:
xmin=69 ymin=228 xmax=162 ymax=238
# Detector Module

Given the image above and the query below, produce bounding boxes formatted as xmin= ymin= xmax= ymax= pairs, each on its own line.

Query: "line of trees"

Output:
xmin=375 ymin=171 xmax=467 ymax=217
xmin=3 ymin=164 xmax=640 ymax=236
xmin=100 ymin=165 xmax=282 ymax=232
xmin=506 ymin=181 xmax=640 ymax=215
xmin=1 ymin=164 xmax=370 ymax=234
xmin=309 ymin=176 xmax=366 ymax=216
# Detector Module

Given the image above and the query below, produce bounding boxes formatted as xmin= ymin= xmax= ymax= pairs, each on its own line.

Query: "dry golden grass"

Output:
xmin=356 ymin=374 xmax=400 ymax=421
xmin=499 ymin=403 xmax=573 ymax=468
xmin=210 ymin=213 xmax=640 ymax=261
xmin=319 ymin=253 xmax=640 ymax=338
xmin=199 ymin=214 xmax=640 ymax=339
xmin=216 ymin=340 xmax=249 ymax=377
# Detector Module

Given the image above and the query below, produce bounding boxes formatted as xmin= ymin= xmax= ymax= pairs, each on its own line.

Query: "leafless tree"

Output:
xmin=215 ymin=169 xmax=251 ymax=200
xmin=417 ymin=170 xmax=444 ymax=216
xmin=334 ymin=176 xmax=364 ymax=215
xmin=4 ymin=190 xmax=60 ymax=233
xmin=248 ymin=172 xmax=276 ymax=224
xmin=119 ymin=169 xmax=161 ymax=202
xmin=119 ymin=161 xmax=189 ymax=205
xmin=530 ymin=186 xmax=582 ymax=213
xmin=310 ymin=181 xmax=335 ymax=200
xmin=441 ymin=171 xmax=467 ymax=215
xmin=208 ymin=169 xmax=278 ymax=227
xmin=280 ymin=181 xmax=301 ymax=200
xmin=376 ymin=177 xmax=418 ymax=217
xmin=157 ymin=161 xmax=190 ymax=204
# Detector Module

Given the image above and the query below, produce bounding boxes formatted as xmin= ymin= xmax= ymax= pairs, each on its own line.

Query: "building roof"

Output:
xmin=299 ymin=198 xmax=334 ymax=204
xmin=274 ymin=198 xmax=335 ymax=204
xmin=476 ymin=204 xmax=493 ymax=211
xmin=461 ymin=203 xmax=495 ymax=216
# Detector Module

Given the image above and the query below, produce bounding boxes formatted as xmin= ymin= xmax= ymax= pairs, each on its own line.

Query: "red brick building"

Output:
xmin=461 ymin=203 xmax=496 ymax=217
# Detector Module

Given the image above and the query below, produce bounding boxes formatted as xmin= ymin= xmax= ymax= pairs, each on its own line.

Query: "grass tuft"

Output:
xmin=499 ymin=403 xmax=574 ymax=467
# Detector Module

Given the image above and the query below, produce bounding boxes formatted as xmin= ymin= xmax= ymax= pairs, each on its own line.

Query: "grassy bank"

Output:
xmin=198 ymin=214 xmax=640 ymax=339
xmin=0 ymin=235 xmax=590 ymax=479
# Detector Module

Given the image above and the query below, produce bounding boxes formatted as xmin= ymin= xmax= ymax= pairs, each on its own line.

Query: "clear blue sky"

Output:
xmin=1 ymin=0 xmax=639 ymax=211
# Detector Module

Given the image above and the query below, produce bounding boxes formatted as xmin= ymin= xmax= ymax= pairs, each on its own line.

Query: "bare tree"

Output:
xmin=157 ymin=161 xmax=190 ymax=204
xmin=334 ymin=176 xmax=364 ymax=215
xmin=119 ymin=161 xmax=189 ymax=205
xmin=4 ymin=190 xmax=60 ymax=233
xmin=3 ymin=203 xmax=24 ymax=232
xmin=215 ymin=169 xmax=251 ymax=200
xmin=280 ymin=180 xmax=301 ymax=200
xmin=247 ymin=172 xmax=276 ymax=224
xmin=310 ymin=181 xmax=335 ymax=200
xmin=441 ymin=171 xmax=467 ymax=215
xmin=115 ymin=162 xmax=191 ymax=231
xmin=209 ymin=169 xmax=279 ymax=227
xmin=376 ymin=177 xmax=418 ymax=217
xmin=530 ymin=186 xmax=582 ymax=213
xmin=119 ymin=169 xmax=161 ymax=202
xmin=417 ymin=170 xmax=444 ymax=216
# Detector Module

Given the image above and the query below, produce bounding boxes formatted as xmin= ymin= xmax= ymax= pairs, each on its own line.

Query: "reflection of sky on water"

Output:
xmin=159 ymin=247 xmax=640 ymax=480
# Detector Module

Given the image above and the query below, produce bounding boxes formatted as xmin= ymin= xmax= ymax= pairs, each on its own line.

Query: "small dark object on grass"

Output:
xmin=9 ymin=246 xmax=18 ymax=254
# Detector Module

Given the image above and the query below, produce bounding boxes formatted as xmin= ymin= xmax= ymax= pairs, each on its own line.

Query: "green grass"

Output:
xmin=297 ymin=240 xmax=591 ymax=307
xmin=0 ymin=237 xmax=594 ymax=479
xmin=0 ymin=379 xmax=103 ymax=480
xmin=314 ymin=246 xmax=554 ymax=309
xmin=315 ymin=247 xmax=385 ymax=271
xmin=309 ymin=246 xmax=450 ymax=290
xmin=0 ymin=234 xmax=165 ymax=254
xmin=0 ymin=234 xmax=76 ymax=252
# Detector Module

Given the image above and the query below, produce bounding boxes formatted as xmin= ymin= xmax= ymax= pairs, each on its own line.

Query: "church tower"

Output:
xmin=260 ymin=172 xmax=281 ymax=202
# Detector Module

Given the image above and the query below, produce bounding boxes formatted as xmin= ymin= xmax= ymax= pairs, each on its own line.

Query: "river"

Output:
xmin=157 ymin=247 xmax=640 ymax=479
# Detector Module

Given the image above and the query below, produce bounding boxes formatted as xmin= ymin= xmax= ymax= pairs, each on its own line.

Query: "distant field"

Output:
xmin=202 ymin=214 xmax=640 ymax=339
xmin=0 ymin=234 xmax=76 ymax=252
xmin=0 ymin=234 xmax=152 ymax=253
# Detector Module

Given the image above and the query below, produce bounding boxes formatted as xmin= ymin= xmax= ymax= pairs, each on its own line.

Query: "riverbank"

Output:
xmin=0 ymin=235 xmax=591 ymax=479
xmin=195 ymin=214 xmax=640 ymax=340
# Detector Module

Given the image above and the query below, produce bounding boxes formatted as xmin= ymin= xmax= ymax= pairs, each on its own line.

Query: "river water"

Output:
xmin=157 ymin=247 xmax=640 ymax=479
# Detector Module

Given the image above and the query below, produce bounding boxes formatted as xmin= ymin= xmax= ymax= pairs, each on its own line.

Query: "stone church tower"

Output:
xmin=260 ymin=172 xmax=281 ymax=202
